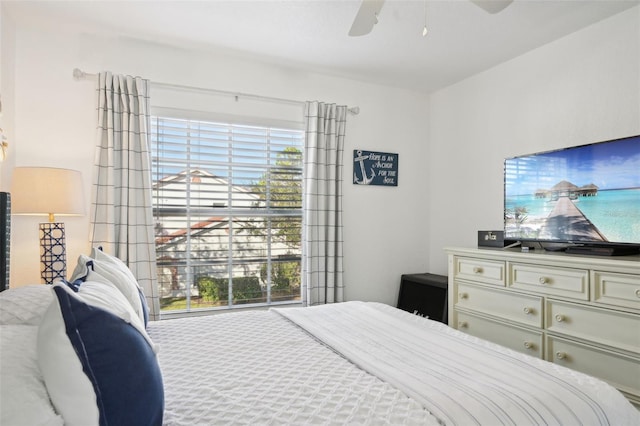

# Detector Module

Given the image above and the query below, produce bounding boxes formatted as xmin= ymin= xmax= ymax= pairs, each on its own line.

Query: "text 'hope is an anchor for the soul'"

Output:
xmin=353 ymin=150 xmax=399 ymax=186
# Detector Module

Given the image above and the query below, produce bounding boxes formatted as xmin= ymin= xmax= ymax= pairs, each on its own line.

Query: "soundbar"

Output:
xmin=564 ymin=245 xmax=640 ymax=256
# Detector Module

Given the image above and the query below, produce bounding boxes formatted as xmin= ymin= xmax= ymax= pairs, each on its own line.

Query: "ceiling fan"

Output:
xmin=348 ymin=0 xmax=514 ymax=37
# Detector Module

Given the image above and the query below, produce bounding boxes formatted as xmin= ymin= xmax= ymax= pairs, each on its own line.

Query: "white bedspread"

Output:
xmin=148 ymin=307 xmax=440 ymax=425
xmin=275 ymin=301 xmax=640 ymax=426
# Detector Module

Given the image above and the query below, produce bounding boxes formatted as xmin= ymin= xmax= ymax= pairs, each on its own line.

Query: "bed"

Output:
xmin=1 ymin=251 xmax=639 ymax=426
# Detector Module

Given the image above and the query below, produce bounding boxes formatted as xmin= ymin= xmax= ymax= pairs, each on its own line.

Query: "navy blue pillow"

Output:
xmin=138 ymin=288 xmax=149 ymax=326
xmin=53 ymin=286 xmax=163 ymax=426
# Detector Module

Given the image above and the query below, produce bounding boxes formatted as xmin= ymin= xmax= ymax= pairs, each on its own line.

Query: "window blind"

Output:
xmin=151 ymin=116 xmax=304 ymax=312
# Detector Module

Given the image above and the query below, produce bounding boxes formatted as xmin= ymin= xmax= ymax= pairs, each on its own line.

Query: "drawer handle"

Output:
xmin=459 ymin=321 xmax=468 ymax=329
xmin=523 ymin=341 xmax=534 ymax=350
xmin=555 ymin=314 xmax=565 ymax=322
xmin=459 ymin=292 xmax=468 ymax=300
xmin=523 ymin=307 xmax=534 ymax=315
xmin=473 ymin=267 xmax=483 ymax=274
xmin=635 ymin=289 xmax=640 ymax=298
xmin=539 ymin=276 xmax=549 ymax=284
xmin=555 ymin=351 xmax=567 ymax=360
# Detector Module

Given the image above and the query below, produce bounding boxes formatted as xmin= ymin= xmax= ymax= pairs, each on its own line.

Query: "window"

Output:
xmin=151 ymin=116 xmax=304 ymax=312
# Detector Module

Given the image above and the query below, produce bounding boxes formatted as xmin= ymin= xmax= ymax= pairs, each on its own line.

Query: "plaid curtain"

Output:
xmin=91 ymin=72 xmax=160 ymax=320
xmin=302 ymin=102 xmax=347 ymax=305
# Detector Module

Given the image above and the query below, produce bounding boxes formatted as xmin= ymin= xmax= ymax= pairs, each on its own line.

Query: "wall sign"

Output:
xmin=353 ymin=150 xmax=398 ymax=186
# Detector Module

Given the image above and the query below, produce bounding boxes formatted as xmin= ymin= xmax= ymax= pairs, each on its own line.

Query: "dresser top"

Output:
xmin=445 ymin=246 xmax=640 ymax=273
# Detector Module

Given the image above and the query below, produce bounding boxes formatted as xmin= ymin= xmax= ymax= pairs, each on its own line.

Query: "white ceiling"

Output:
xmin=4 ymin=0 xmax=639 ymax=93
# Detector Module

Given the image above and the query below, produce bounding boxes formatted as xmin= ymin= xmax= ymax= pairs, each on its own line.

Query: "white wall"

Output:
xmin=0 ymin=3 xmax=16 ymax=188
xmin=5 ymin=18 xmax=430 ymax=306
xmin=6 ymin=5 xmax=638 ymax=303
xmin=427 ymin=6 xmax=640 ymax=274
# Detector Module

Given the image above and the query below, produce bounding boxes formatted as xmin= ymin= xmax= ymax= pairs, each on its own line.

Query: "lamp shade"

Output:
xmin=11 ymin=167 xmax=85 ymax=220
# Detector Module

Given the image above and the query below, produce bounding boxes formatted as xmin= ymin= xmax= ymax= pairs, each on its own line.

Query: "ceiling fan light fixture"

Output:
xmin=470 ymin=0 xmax=514 ymax=14
xmin=422 ymin=25 xmax=428 ymax=37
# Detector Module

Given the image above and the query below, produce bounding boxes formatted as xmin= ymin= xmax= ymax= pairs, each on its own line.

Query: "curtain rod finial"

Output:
xmin=348 ymin=106 xmax=360 ymax=115
xmin=73 ymin=68 xmax=85 ymax=80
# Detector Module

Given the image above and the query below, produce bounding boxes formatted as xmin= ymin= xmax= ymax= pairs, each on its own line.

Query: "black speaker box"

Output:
xmin=478 ymin=230 xmax=517 ymax=248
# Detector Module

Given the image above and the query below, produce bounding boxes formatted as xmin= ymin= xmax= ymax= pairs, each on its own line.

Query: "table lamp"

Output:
xmin=11 ymin=167 xmax=85 ymax=284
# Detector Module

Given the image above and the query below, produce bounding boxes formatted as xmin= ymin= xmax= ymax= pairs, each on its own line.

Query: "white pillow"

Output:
xmin=91 ymin=247 xmax=150 ymax=324
xmin=69 ymin=251 xmax=147 ymax=326
xmin=0 ymin=324 xmax=64 ymax=426
xmin=37 ymin=282 xmax=162 ymax=426
xmin=90 ymin=247 xmax=140 ymax=289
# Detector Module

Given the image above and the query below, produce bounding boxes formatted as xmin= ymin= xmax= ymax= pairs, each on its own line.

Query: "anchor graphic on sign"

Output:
xmin=354 ymin=150 xmax=375 ymax=185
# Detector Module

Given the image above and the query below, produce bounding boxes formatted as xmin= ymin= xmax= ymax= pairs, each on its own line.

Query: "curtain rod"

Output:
xmin=73 ymin=68 xmax=360 ymax=115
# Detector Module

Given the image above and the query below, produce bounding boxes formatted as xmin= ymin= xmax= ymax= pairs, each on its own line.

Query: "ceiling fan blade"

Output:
xmin=349 ymin=0 xmax=386 ymax=37
xmin=469 ymin=0 xmax=514 ymax=14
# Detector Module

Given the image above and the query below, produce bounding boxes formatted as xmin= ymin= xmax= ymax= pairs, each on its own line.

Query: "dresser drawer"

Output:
xmin=456 ymin=283 xmax=542 ymax=327
xmin=509 ymin=263 xmax=589 ymax=300
xmin=455 ymin=310 xmax=543 ymax=358
xmin=453 ymin=257 xmax=505 ymax=286
xmin=546 ymin=300 xmax=640 ymax=353
xmin=592 ymin=271 xmax=640 ymax=310
xmin=546 ymin=335 xmax=640 ymax=400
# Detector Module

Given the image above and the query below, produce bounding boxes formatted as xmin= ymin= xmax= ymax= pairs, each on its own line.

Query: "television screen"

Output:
xmin=504 ymin=135 xmax=640 ymax=248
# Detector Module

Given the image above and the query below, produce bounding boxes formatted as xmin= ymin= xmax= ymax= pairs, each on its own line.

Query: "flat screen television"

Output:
xmin=504 ymin=134 xmax=640 ymax=255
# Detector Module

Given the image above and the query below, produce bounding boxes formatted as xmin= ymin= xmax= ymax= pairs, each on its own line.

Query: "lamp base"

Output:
xmin=39 ymin=222 xmax=67 ymax=284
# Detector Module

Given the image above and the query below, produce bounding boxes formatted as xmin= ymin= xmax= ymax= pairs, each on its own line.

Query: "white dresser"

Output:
xmin=446 ymin=247 xmax=640 ymax=406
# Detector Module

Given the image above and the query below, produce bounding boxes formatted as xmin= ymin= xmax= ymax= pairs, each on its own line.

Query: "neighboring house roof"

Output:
xmin=153 ymin=169 xmax=296 ymax=254
xmin=154 ymin=169 xmax=260 ymax=209
xmin=155 ymin=216 xmax=227 ymax=246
